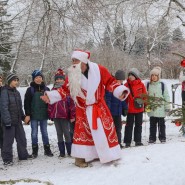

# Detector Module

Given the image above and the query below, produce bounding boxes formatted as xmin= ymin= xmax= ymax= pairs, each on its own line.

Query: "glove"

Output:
xmin=5 ymin=125 xmax=11 ymax=129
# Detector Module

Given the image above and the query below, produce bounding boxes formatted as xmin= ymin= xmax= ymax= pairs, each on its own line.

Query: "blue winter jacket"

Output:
xmin=105 ymin=90 xmax=128 ymax=116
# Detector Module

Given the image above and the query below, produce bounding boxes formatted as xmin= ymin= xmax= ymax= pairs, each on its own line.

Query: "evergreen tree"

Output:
xmin=113 ymin=22 xmax=127 ymax=51
xmin=172 ymin=28 xmax=184 ymax=42
xmin=0 ymin=0 xmax=13 ymax=75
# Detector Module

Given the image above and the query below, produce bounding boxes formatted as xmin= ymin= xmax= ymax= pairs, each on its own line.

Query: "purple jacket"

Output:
xmin=48 ymin=88 xmax=76 ymax=120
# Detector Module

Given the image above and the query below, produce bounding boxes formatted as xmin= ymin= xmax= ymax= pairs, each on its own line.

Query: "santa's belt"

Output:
xmin=87 ymin=103 xmax=101 ymax=130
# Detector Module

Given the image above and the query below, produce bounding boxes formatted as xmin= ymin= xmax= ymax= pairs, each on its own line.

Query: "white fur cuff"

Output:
xmin=113 ymin=85 xmax=130 ymax=101
xmin=45 ymin=90 xmax=61 ymax=104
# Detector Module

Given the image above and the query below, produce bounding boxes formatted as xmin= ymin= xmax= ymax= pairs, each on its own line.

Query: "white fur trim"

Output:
xmin=71 ymin=50 xmax=88 ymax=64
xmin=86 ymin=61 xmax=100 ymax=105
xmin=71 ymin=106 xmax=121 ymax=163
xmin=45 ymin=90 xmax=61 ymax=104
xmin=81 ymin=73 xmax=88 ymax=91
xmin=71 ymin=145 xmax=99 ymax=162
xmin=113 ymin=85 xmax=130 ymax=101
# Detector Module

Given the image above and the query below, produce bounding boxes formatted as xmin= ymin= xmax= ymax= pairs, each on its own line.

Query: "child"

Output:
xmin=24 ymin=70 xmax=53 ymax=158
xmin=0 ymin=73 xmax=31 ymax=165
xmin=124 ymin=68 xmax=147 ymax=147
xmin=105 ymin=70 xmax=128 ymax=149
xmin=147 ymin=67 xmax=170 ymax=143
xmin=48 ymin=69 xmax=76 ymax=157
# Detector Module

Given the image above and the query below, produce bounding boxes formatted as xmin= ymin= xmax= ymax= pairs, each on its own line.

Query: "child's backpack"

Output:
xmin=146 ymin=81 xmax=165 ymax=95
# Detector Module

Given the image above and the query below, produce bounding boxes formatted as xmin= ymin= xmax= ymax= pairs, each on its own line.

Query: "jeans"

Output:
xmin=31 ymin=120 xmax=49 ymax=145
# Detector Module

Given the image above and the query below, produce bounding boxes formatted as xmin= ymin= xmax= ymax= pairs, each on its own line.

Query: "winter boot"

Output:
xmin=160 ymin=139 xmax=166 ymax=143
xmin=125 ymin=143 xmax=131 ymax=148
xmin=148 ymin=140 xmax=156 ymax=144
xmin=44 ymin=144 xmax=53 ymax=157
xmin=135 ymin=142 xmax=144 ymax=146
xmin=75 ymin=158 xmax=88 ymax=168
xmin=3 ymin=160 xmax=13 ymax=166
xmin=32 ymin=144 xmax=38 ymax=158
xmin=65 ymin=142 xmax=72 ymax=156
xmin=58 ymin=142 xmax=65 ymax=157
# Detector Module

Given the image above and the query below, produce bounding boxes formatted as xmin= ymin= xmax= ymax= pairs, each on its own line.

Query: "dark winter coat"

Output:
xmin=24 ymin=82 xmax=49 ymax=120
xmin=0 ymin=85 xmax=25 ymax=127
xmin=125 ymin=78 xmax=147 ymax=113
xmin=105 ymin=90 xmax=128 ymax=116
xmin=48 ymin=88 xmax=76 ymax=120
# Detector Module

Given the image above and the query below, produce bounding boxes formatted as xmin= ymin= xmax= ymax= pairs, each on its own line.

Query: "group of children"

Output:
xmin=0 ymin=65 xmax=171 ymax=166
xmin=105 ymin=66 xmax=170 ymax=149
xmin=0 ymin=69 xmax=76 ymax=166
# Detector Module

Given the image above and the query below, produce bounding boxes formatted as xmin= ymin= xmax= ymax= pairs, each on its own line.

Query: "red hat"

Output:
xmin=71 ymin=49 xmax=90 ymax=64
xmin=181 ymin=59 xmax=185 ymax=67
xmin=55 ymin=68 xmax=65 ymax=81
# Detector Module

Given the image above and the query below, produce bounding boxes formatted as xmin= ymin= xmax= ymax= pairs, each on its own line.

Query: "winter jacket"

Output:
xmin=0 ymin=85 xmax=25 ymax=126
xmin=24 ymin=82 xmax=49 ymax=120
xmin=105 ymin=90 xmax=128 ymax=116
xmin=48 ymin=87 xmax=76 ymax=119
xmin=147 ymin=81 xmax=170 ymax=118
xmin=125 ymin=78 xmax=147 ymax=113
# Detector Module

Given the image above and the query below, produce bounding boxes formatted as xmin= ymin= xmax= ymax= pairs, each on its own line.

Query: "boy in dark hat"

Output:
xmin=0 ymin=73 xmax=32 ymax=165
xmin=105 ymin=70 xmax=128 ymax=149
xmin=24 ymin=70 xmax=53 ymax=158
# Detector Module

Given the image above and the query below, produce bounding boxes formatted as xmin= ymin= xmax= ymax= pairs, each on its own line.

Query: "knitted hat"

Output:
xmin=115 ymin=70 xmax=125 ymax=80
xmin=128 ymin=68 xmax=140 ymax=79
xmin=32 ymin=70 xmax=43 ymax=81
xmin=150 ymin=66 xmax=161 ymax=79
xmin=54 ymin=68 xmax=65 ymax=81
xmin=71 ymin=49 xmax=90 ymax=64
xmin=6 ymin=73 xmax=19 ymax=85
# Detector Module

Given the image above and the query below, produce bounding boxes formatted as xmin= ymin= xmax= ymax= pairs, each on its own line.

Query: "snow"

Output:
xmin=1 ymin=79 xmax=185 ymax=185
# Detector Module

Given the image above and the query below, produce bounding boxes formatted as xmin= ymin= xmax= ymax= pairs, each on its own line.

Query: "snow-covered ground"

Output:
xmin=0 ymin=79 xmax=184 ymax=185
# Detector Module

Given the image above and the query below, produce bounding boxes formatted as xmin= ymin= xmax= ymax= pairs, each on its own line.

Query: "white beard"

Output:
xmin=67 ymin=62 xmax=86 ymax=104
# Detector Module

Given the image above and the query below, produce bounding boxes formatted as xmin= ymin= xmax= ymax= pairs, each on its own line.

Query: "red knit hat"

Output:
xmin=54 ymin=68 xmax=65 ymax=81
